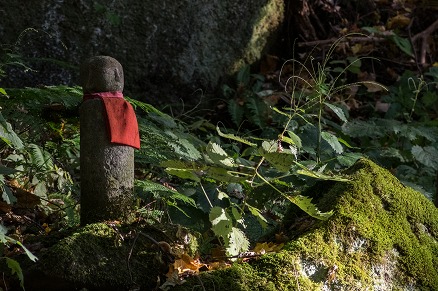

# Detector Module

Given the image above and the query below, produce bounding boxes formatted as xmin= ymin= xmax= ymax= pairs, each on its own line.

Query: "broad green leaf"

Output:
xmin=209 ymin=206 xmax=229 ymax=226
xmin=324 ymin=102 xmax=348 ymax=123
xmin=206 ymin=167 xmax=247 ymax=183
xmin=206 ymin=142 xmax=235 ymax=167
xmin=390 ymin=35 xmax=413 ymax=57
xmin=247 ymin=204 xmax=268 ymax=228
xmin=2 ymin=185 xmax=17 ymax=204
xmin=261 ymin=152 xmax=295 ymax=172
xmin=216 ymin=126 xmax=256 ymax=147
xmin=286 ymin=131 xmax=302 ymax=148
xmin=231 ymin=206 xmax=245 ymax=227
xmin=165 ymin=131 xmax=202 ymax=161
xmin=226 ymin=227 xmax=250 ymax=257
xmin=287 ymin=194 xmax=333 ymax=220
xmin=6 ymin=258 xmax=24 ymax=288
xmin=321 ymin=131 xmax=343 ymax=154
xmin=261 ymin=140 xmax=277 ymax=153
xmin=336 ymin=152 xmax=363 ymax=167
xmin=411 ymin=145 xmax=438 ymax=170
xmin=0 ymin=119 xmax=24 ymax=150
xmin=0 ymin=165 xmax=18 ymax=175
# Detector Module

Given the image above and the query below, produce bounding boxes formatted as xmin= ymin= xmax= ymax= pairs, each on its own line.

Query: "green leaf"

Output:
xmin=321 ymin=131 xmax=343 ymax=154
xmin=0 ymin=114 xmax=24 ymax=149
xmin=125 ymin=97 xmax=165 ymax=115
xmin=0 ymin=165 xmax=18 ymax=175
xmin=246 ymin=97 xmax=267 ymax=128
xmin=324 ymin=102 xmax=348 ymax=123
xmin=5 ymin=258 xmax=24 ymax=289
xmin=272 ymin=106 xmax=290 ymax=118
xmin=237 ymin=64 xmax=251 ymax=86
xmin=294 ymin=161 xmax=349 ymax=182
xmin=28 ymin=143 xmax=53 ymax=171
xmin=135 ymin=179 xmax=196 ymax=207
xmin=336 ymin=152 xmax=363 ymax=167
xmin=206 ymin=167 xmax=247 ymax=183
xmin=261 ymin=152 xmax=295 ymax=172
xmin=206 ymin=142 xmax=235 ymax=167
xmin=16 ymin=241 xmax=38 ymax=262
xmin=287 ymin=194 xmax=333 ymax=220
xmin=2 ymin=185 xmax=17 ymax=204
xmin=390 ymin=35 xmax=413 ymax=57
xmin=228 ymin=99 xmax=244 ymax=127
xmin=337 ymin=137 xmax=357 ymax=149
xmin=286 ymin=131 xmax=302 ymax=148
xmin=216 ymin=126 xmax=256 ymax=147
xmin=231 ymin=206 xmax=244 ymax=226
xmin=411 ymin=145 xmax=438 ymax=170
xmin=246 ymin=204 xmax=268 ymax=228
xmin=261 ymin=140 xmax=277 ymax=153
xmin=209 ymin=206 xmax=230 ymax=226
xmin=226 ymin=227 xmax=250 ymax=257
xmin=0 ymin=88 xmax=7 ymax=96
xmin=0 ymin=223 xmax=7 ymax=244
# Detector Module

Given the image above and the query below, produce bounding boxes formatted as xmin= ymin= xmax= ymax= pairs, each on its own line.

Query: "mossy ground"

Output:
xmin=22 ymin=222 xmax=200 ymax=290
xmin=17 ymin=159 xmax=437 ymax=290
xmin=173 ymin=159 xmax=438 ymax=290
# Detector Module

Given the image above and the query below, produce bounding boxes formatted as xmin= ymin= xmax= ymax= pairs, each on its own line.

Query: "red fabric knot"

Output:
xmin=83 ymin=91 xmax=140 ymax=149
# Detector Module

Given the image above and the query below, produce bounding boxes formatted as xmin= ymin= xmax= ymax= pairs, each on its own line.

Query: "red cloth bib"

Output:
xmin=83 ymin=92 xmax=140 ymax=149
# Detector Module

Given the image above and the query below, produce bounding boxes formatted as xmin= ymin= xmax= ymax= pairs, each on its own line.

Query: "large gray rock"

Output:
xmin=1 ymin=1 xmax=284 ymax=104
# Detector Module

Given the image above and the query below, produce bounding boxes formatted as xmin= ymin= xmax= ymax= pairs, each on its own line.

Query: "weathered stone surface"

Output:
xmin=1 ymin=1 xmax=284 ymax=105
xmin=80 ymin=56 xmax=135 ymax=225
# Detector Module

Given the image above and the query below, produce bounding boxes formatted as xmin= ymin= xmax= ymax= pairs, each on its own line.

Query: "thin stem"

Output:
xmin=200 ymin=182 xmax=213 ymax=208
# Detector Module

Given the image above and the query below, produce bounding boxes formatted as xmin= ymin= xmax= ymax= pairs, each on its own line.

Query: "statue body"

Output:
xmin=80 ymin=56 xmax=135 ymax=225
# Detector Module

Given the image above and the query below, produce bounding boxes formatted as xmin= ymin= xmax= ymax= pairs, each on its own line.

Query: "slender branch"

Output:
xmin=412 ymin=19 xmax=438 ymax=66
xmin=298 ymin=36 xmax=386 ymax=47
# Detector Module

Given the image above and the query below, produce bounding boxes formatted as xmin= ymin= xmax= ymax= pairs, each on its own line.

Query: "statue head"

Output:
xmin=80 ymin=56 xmax=124 ymax=93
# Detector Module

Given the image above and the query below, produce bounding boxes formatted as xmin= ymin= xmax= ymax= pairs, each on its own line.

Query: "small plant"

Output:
xmin=342 ymin=66 xmax=438 ymax=199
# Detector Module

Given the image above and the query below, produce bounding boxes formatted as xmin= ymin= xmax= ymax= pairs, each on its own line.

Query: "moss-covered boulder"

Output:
xmin=23 ymin=223 xmax=200 ymax=291
xmin=173 ymin=158 xmax=438 ymax=290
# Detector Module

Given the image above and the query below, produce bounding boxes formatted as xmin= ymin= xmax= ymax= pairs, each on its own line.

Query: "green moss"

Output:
xmin=26 ymin=222 xmax=201 ymax=290
xmin=176 ymin=158 xmax=438 ymax=290
xmin=286 ymin=158 xmax=438 ymax=289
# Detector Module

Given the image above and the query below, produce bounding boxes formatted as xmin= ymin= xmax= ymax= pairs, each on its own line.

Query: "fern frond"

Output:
xmin=228 ymin=99 xmax=244 ymax=127
xmin=27 ymin=143 xmax=53 ymax=171
xmin=135 ymin=179 xmax=196 ymax=207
